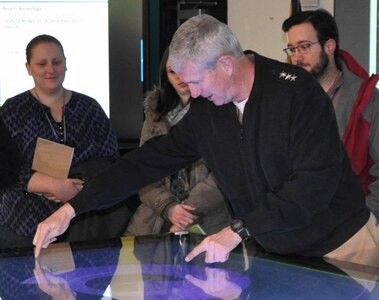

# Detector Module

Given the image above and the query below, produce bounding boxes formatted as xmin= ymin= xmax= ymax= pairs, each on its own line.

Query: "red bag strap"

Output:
xmin=340 ymin=49 xmax=379 ymax=143
xmin=339 ymin=49 xmax=369 ymax=81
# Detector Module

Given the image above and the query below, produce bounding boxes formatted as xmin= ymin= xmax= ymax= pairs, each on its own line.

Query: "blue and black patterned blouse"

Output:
xmin=0 ymin=90 xmax=119 ymax=236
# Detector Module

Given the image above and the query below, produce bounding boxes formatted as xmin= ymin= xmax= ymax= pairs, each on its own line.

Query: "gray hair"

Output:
xmin=169 ymin=14 xmax=243 ymax=73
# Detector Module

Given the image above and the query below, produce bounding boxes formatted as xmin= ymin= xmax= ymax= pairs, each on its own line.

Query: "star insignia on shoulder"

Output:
xmin=279 ymin=71 xmax=297 ymax=82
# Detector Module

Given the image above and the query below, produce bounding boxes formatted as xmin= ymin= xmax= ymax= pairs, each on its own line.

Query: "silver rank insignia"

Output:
xmin=279 ymin=71 xmax=297 ymax=82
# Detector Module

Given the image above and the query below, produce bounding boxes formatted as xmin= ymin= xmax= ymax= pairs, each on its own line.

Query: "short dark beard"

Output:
xmin=310 ymin=49 xmax=329 ymax=80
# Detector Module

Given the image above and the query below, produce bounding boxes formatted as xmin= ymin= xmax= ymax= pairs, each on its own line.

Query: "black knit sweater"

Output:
xmin=71 ymin=52 xmax=369 ymax=257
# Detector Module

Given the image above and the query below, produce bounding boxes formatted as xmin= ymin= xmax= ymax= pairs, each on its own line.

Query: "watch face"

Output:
xmin=231 ymin=219 xmax=250 ymax=241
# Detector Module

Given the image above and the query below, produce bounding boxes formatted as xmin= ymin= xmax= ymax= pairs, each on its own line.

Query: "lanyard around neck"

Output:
xmin=34 ymin=89 xmax=67 ymax=144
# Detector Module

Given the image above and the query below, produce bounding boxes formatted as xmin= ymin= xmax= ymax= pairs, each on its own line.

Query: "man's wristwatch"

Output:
xmin=230 ymin=219 xmax=251 ymax=241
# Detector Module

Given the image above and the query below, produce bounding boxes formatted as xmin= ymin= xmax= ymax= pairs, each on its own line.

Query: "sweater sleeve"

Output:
xmin=69 ymin=118 xmax=201 ymax=215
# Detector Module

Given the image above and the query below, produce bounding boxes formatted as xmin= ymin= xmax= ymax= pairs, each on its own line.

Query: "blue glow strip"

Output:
xmin=369 ymin=0 xmax=377 ymax=75
xmin=140 ymin=39 xmax=144 ymax=82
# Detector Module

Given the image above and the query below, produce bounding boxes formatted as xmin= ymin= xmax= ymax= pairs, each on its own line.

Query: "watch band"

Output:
xmin=230 ymin=219 xmax=251 ymax=241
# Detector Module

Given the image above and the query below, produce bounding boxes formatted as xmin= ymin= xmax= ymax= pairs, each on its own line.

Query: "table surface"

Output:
xmin=1 ymin=233 xmax=379 ymax=299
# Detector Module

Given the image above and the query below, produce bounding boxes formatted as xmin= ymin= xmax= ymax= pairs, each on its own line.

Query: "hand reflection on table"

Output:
xmin=23 ymin=240 xmax=121 ymax=298
xmin=185 ymin=267 xmax=242 ymax=299
xmin=133 ymin=233 xmax=252 ymax=299
xmin=133 ymin=233 xmax=379 ymax=299
xmin=34 ymin=259 xmax=76 ymax=300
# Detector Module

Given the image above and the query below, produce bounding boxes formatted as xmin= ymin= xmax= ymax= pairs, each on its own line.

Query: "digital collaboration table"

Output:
xmin=1 ymin=233 xmax=379 ymax=299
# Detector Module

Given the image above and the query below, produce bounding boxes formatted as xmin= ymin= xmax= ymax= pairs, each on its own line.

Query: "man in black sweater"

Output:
xmin=34 ymin=15 xmax=375 ymax=265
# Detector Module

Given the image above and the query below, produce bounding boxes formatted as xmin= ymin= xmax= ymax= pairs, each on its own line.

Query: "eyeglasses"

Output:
xmin=283 ymin=41 xmax=320 ymax=56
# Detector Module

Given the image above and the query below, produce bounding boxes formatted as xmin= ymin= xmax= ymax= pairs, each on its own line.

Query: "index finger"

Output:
xmin=185 ymin=274 xmax=205 ymax=288
xmin=33 ymin=223 xmax=55 ymax=258
xmin=185 ymin=242 xmax=207 ymax=262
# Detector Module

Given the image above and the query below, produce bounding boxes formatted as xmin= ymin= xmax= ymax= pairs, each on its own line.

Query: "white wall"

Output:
xmin=228 ymin=0 xmax=334 ymax=63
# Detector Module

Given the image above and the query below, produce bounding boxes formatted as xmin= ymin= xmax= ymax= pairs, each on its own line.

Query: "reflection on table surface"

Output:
xmin=0 ymin=233 xmax=379 ymax=299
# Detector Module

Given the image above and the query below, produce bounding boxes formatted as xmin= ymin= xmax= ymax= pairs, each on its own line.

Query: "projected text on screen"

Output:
xmin=0 ymin=0 xmax=109 ymax=115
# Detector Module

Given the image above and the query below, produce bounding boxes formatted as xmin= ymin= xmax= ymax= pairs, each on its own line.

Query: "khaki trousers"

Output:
xmin=323 ymin=213 xmax=379 ymax=290
xmin=324 ymin=213 xmax=379 ymax=267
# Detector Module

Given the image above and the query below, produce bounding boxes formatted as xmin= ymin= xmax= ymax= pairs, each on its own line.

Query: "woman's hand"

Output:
xmin=28 ymin=172 xmax=84 ymax=203
xmin=168 ymin=203 xmax=197 ymax=231
xmin=43 ymin=178 xmax=84 ymax=203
